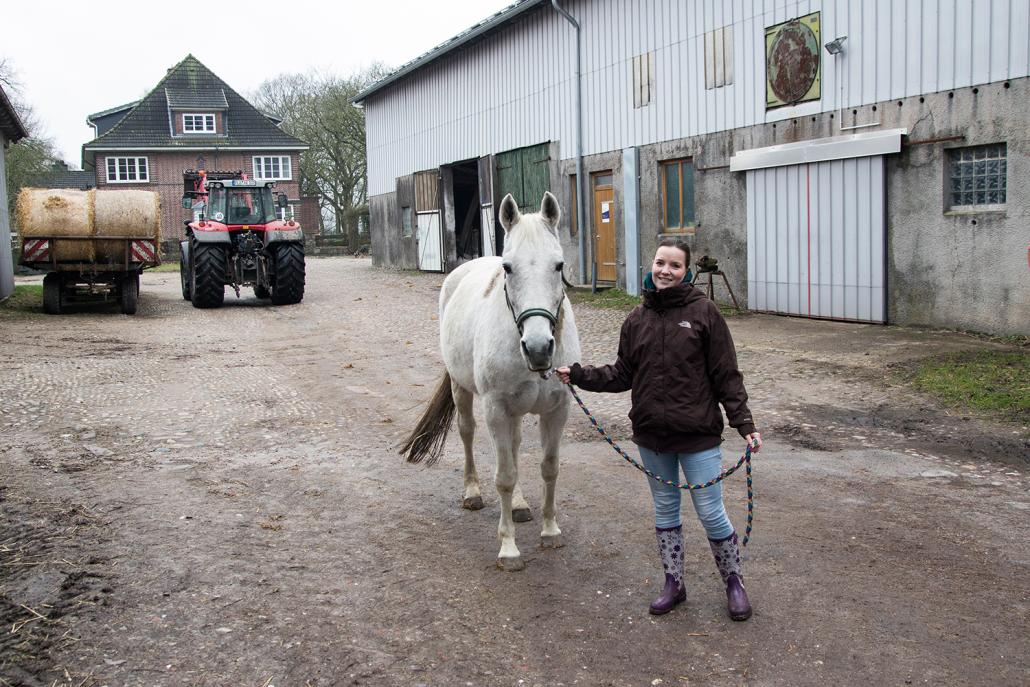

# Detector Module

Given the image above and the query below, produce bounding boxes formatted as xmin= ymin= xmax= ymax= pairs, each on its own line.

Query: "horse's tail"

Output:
xmin=399 ymin=371 xmax=456 ymax=466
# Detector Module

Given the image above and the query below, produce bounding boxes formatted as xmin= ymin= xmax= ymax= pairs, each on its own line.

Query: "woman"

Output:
xmin=556 ymin=238 xmax=761 ymax=620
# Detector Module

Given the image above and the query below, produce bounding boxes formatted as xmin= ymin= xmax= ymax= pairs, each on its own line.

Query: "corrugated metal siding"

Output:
xmin=365 ymin=0 xmax=1030 ymax=195
xmin=746 ymin=156 xmax=886 ymax=322
xmin=0 ymin=135 xmax=14 ymax=300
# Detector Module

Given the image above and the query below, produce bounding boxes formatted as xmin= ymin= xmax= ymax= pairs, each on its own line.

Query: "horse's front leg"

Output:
xmin=510 ymin=423 xmax=533 ymax=522
xmin=451 ymin=382 xmax=483 ymax=510
xmin=486 ymin=403 xmax=524 ymax=571
xmin=538 ymin=400 xmax=569 ymax=549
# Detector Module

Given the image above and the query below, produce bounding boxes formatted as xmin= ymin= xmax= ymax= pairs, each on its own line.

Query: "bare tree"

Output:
xmin=254 ymin=65 xmax=387 ymax=250
xmin=1 ymin=58 xmax=62 ymax=226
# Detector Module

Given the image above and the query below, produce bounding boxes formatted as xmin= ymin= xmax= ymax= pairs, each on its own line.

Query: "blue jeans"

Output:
xmin=638 ymin=445 xmax=735 ymax=540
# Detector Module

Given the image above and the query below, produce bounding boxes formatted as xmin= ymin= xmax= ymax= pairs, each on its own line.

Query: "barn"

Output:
xmin=0 ymin=84 xmax=29 ymax=301
xmin=356 ymin=0 xmax=1029 ymax=334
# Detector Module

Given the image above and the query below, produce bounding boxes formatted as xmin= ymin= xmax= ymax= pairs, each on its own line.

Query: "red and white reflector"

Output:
xmin=22 ymin=239 xmax=50 ymax=262
xmin=131 ymin=240 xmax=156 ymax=263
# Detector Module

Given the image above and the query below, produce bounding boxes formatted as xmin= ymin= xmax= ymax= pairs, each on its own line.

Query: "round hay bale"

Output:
xmin=16 ymin=188 xmax=94 ymax=262
xmin=93 ymin=190 xmax=161 ymax=262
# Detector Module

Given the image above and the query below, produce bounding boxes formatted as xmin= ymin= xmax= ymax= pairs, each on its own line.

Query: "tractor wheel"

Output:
xmin=180 ymin=249 xmax=191 ymax=300
xmin=120 ymin=272 xmax=140 ymax=315
xmin=270 ymin=242 xmax=305 ymax=305
xmin=253 ymin=284 xmax=271 ymax=299
xmin=42 ymin=273 xmax=63 ymax=315
xmin=190 ymin=243 xmax=227 ymax=309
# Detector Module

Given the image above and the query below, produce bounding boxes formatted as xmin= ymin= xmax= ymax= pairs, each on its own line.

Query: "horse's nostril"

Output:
xmin=547 ymin=339 xmax=555 ymax=356
xmin=521 ymin=340 xmax=530 ymax=356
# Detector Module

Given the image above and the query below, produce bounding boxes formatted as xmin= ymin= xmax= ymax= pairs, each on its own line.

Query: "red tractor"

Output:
xmin=179 ymin=169 xmax=305 ymax=308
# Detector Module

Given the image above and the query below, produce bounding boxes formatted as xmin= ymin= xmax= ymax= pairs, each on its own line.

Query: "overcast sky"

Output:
xmin=3 ymin=0 xmax=517 ymax=168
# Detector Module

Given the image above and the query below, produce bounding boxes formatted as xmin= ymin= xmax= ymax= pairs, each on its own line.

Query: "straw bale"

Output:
xmin=94 ymin=190 xmax=161 ymax=262
xmin=16 ymin=188 xmax=94 ymax=262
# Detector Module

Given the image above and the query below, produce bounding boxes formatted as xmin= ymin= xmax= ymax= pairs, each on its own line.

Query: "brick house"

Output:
xmin=82 ymin=55 xmax=318 ymax=257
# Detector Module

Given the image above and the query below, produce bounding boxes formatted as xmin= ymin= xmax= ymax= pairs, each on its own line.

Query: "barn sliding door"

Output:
xmin=746 ymin=156 xmax=886 ymax=323
xmin=415 ymin=170 xmax=443 ymax=272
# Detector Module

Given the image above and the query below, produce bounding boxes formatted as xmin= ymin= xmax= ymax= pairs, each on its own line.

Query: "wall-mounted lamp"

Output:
xmin=824 ymin=36 xmax=847 ymax=55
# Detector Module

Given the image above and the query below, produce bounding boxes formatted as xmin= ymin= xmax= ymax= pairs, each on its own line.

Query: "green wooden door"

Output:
xmin=495 ymin=143 xmax=550 ymax=212
xmin=520 ymin=143 xmax=551 ymax=212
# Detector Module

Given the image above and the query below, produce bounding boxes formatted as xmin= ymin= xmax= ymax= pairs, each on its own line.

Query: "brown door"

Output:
xmin=592 ymin=173 xmax=616 ymax=282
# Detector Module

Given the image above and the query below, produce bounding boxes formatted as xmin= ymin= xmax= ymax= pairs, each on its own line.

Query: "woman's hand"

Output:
xmin=744 ymin=432 xmax=762 ymax=453
xmin=555 ymin=366 xmax=572 ymax=384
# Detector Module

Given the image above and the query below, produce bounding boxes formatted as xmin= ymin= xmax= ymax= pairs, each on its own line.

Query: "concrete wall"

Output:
xmin=884 ymin=81 xmax=1030 ymax=334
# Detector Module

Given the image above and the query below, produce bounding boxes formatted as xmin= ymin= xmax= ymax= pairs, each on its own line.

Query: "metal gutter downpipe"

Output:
xmin=551 ymin=0 xmax=588 ymax=289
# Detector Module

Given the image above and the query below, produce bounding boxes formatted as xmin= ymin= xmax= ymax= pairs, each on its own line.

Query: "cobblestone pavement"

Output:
xmin=0 ymin=257 xmax=1026 ymax=687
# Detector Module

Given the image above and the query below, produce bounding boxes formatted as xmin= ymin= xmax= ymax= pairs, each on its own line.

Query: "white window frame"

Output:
xmin=105 ymin=156 xmax=149 ymax=183
xmin=253 ymin=155 xmax=292 ymax=181
xmin=182 ymin=113 xmax=216 ymax=133
xmin=276 ymin=204 xmax=296 ymax=221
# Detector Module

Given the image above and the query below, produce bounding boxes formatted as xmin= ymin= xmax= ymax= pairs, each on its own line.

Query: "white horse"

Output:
xmin=401 ymin=192 xmax=581 ymax=571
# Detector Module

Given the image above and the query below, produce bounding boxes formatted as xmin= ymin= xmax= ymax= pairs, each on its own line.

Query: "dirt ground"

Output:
xmin=1 ymin=257 xmax=1026 ymax=687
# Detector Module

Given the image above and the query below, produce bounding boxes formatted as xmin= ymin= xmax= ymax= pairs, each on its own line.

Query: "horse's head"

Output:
xmin=498 ymin=191 xmax=566 ymax=373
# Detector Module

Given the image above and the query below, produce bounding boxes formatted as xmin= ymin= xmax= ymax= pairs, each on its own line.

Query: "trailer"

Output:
xmin=16 ymin=188 xmax=161 ymax=315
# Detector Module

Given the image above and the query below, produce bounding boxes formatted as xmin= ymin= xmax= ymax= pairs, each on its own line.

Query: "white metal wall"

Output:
xmin=0 ymin=134 xmax=14 ymax=300
xmin=746 ymin=156 xmax=885 ymax=322
xmin=365 ymin=0 xmax=1030 ymax=195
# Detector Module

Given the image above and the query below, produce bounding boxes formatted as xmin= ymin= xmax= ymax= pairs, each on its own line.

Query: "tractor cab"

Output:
xmin=205 ymin=181 xmax=282 ymax=227
xmin=182 ymin=169 xmax=287 ymax=228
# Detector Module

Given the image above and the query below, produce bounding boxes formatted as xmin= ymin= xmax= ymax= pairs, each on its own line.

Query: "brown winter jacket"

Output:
xmin=569 ymin=282 xmax=756 ymax=453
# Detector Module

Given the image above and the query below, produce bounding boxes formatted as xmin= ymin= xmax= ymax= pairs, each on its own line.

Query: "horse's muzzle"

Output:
xmin=521 ymin=336 xmax=555 ymax=372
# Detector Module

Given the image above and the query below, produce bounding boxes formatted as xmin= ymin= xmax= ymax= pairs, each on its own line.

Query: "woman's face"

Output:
xmin=652 ymin=246 xmax=688 ymax=290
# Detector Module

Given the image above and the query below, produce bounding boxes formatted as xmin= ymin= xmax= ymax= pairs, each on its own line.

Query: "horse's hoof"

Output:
xmin=540 ymin=534 xmax=563 ymax=549
xmin=462 ymin=496 xmax=484 ymax=510
xmin=496 ymin=555 xmax=526 ymax=571
xmin=512 ymin=507 xmax=533 ymax=523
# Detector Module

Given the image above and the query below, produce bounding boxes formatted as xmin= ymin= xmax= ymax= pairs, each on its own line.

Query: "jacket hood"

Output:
xmin=642 ymin=280 xmax=706 ymax=310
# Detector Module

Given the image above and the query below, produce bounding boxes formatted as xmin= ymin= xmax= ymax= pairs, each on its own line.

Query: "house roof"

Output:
xmin=83 ymin=55 xmax=307 ymax=154
xmin=0 ymin=84 xmax=29 ymax=143
xmin=86 ymin=100 xmax=140 ymax=123
xmin=353 ymin=0 xmax=546 ymax=104
xmin=165 ymin=87 xmax=228 ymax=109
xmin=41 ymin=169 xmax=96 ymax=190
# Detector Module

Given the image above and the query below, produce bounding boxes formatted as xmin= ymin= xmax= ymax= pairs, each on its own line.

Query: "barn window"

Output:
xmin=704 ymin=26 xmax=734 ymax=89
xmin=106 ymin=156 xmax=149 ymax=183
xmin=402 ymin=206 xmax=413 ymax=237
xmin=632 ymin=51 xmax=655 ymax=108
xmin=948 ymin=144 xmax=1006 ymax=209
xmin=660 ymin=159 xmax=695 ymax=233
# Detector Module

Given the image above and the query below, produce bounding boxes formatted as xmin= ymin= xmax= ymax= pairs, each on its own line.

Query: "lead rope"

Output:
xmin=557 ymin=377 xmax=754 ymax=547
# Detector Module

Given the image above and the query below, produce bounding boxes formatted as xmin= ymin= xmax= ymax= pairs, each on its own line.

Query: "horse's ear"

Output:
xmin=540 ymin=191 xmax=561 ymax=231
xmin=499 ymin=194 xmax=520 ymax=233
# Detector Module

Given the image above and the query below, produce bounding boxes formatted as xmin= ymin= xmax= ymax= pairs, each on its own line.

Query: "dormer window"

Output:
xmin=183 ymin=113 xmax=215 ymax=133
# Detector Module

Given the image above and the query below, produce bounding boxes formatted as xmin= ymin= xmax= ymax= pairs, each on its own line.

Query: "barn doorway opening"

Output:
xmin=451 ymin=159 xmax=481 ymax=261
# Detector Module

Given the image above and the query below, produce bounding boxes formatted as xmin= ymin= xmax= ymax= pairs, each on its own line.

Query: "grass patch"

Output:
xmin=895 ymin=350 xmax=1029 ymax=423
xmin=0 ymin=285 xmax=43 ymax=315
xmin=568 ymin=288 xmax=640 ymax=311
xmin=149 ymin=262 xmax=180 ymax=273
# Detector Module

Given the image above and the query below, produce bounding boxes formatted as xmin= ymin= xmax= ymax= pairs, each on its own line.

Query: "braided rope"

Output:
xmin=563 ymin=381 xmax=754 ymax=547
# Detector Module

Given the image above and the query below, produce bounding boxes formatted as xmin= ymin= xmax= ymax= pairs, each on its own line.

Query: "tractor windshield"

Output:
xmin=205 ymin=186 xmax=277 ymax=225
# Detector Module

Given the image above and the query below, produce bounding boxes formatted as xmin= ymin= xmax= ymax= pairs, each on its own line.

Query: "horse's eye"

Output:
xmin=555 ymin=261 xmax=564 ymax=272
xmin=502 ymin=263 xmax=512 ymax=274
